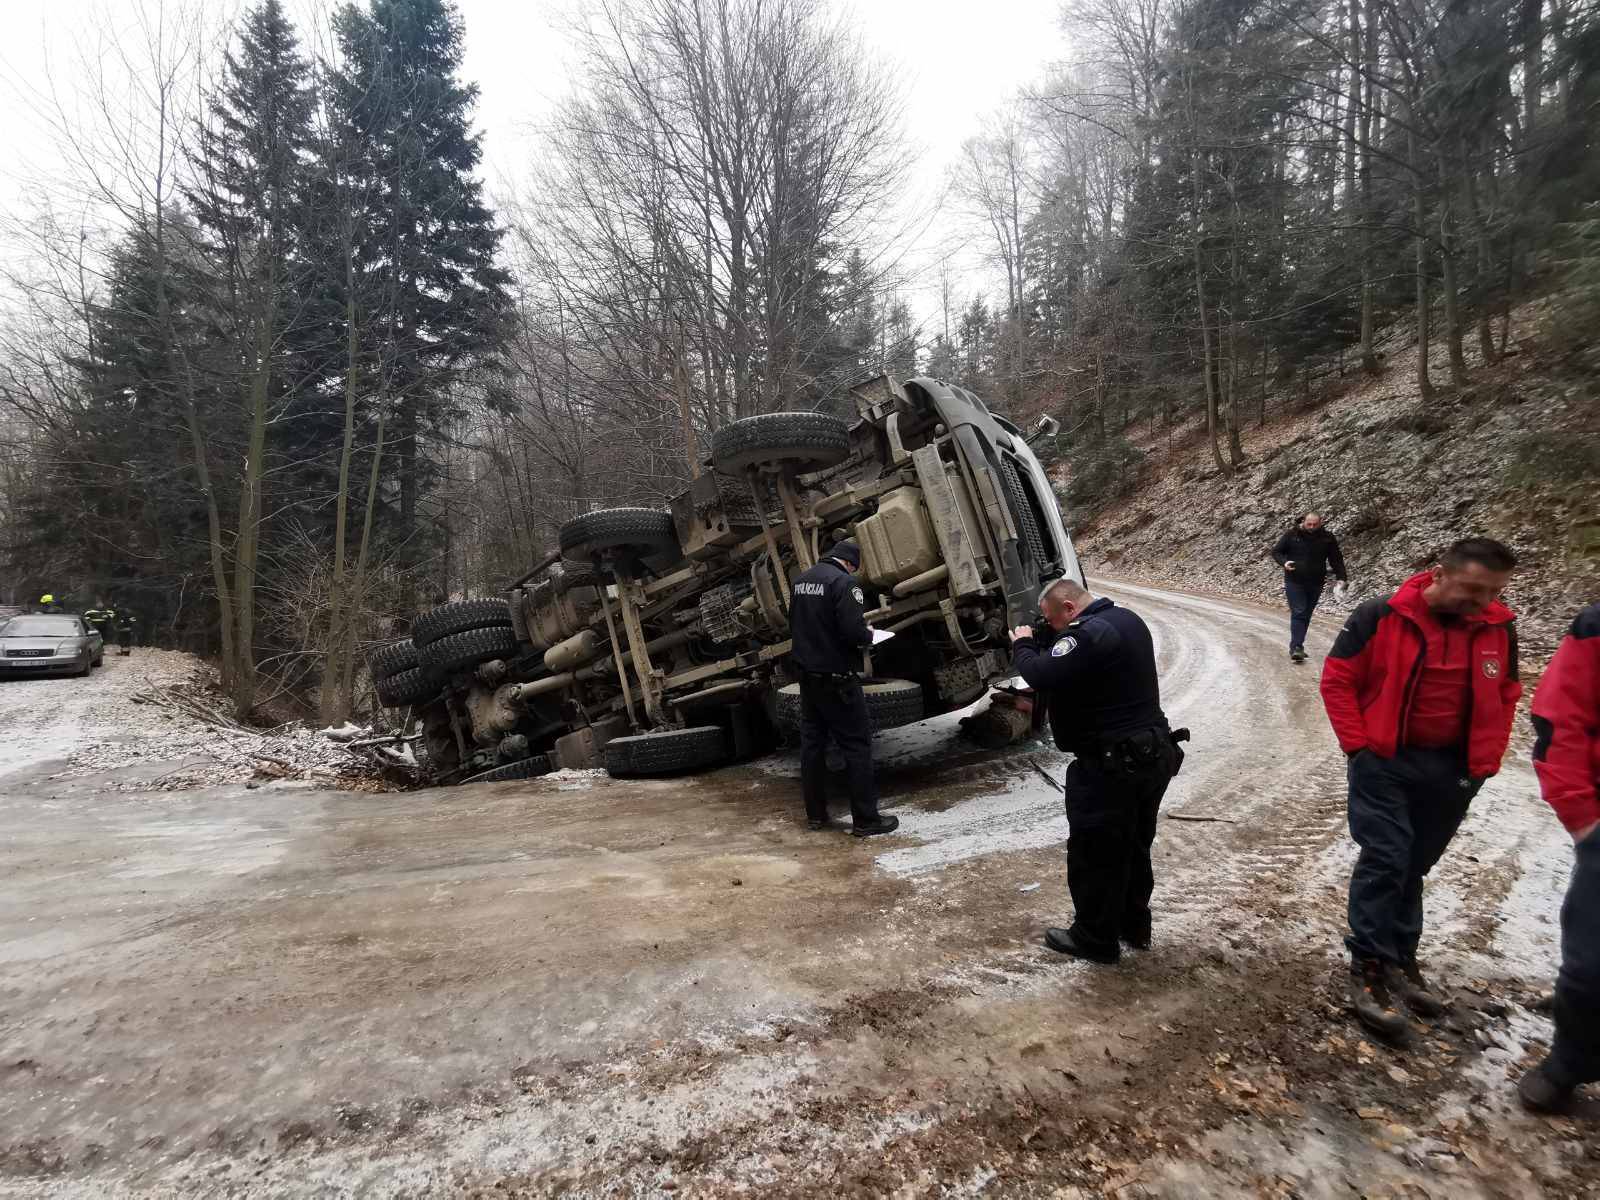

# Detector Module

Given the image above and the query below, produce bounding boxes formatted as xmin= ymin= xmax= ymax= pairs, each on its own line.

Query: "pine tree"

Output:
xmin=186 ymin=0 xmax=316 ymax=715
xmin=329 ymin=0 xmax=512 ymax=594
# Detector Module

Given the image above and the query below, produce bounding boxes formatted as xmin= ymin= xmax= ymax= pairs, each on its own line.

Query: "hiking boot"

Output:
xmin=851 ymin=814 xmax=900 ymax=838
xmin=1289 ymin=645 xmax=1307 ymax=663
xmin=1393 ymin=960 xmax=1449 ymax=1017
xmin=1348 ymin=959 xmax=1409 ymax=1040
xmin=1517 ymin=1060 xmax=1575 ymax=1114
xmin=1044 ymin=927 xmax=1120 ymax=965
xmin=807 ymin=819 xmax=836 ymax=832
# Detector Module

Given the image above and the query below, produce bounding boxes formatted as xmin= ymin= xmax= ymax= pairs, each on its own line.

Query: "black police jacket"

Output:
xmin=789 ymin=559 xmax=872 ymax=674
xmin=1271 ymin=526 xmax=1347 ymax=583
xmin=1010 ymin=597 xmax=1167 ymax=753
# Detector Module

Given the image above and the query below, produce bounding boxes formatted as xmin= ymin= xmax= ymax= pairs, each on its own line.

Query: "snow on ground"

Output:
xmin=0 ymin=649 xmax=383 ymax=791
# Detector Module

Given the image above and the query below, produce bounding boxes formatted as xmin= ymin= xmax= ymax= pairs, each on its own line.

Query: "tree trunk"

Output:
xmin=1408 ymin=126 xmax=1434 ymax=404
xmin=1460 ymin=134 xmax=1500 ymax=366
xmin=229 ymin=314 xmax=273 ymax=720
xmin=1357 ymin=1 xmax=1379 ymax=373
xmin=320 ymin=253 xmax=362 ymax=727
xmin=1436 ymin=152 xmax=1469 ymax=388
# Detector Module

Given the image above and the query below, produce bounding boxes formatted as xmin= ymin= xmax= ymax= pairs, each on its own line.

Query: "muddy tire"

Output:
xmin=559 ymin=508 xmax=680 ymax=565
xmin=419 ymin=625 xmax=520 ymax=679
xmin=604 ymin=725 xmax=728 ymax=777
xmin=367 ymin=638 xmax=419 ymax=682
xmin=774 ymin=678 xmax=925 ymax=733
xmin=375 ymin=665 xmax=437 ymax=708
xmin=412 ymin=599 xmax=514 ymax=649
xmin=710 ymin=411 xmax=851 ymax=475
xmin=463 ymin=754 xmax=554 ymax=785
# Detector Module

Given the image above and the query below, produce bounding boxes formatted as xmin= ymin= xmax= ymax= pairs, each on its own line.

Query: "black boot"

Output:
xmin=1517 ymin=1059 xmax=1575 ymax=1114
xmin=1290 ymin=645 xmax=1307 ymax=663
xmin=1044 ymin=927 xmax=1119 ymax=965
xmin=1348 ymin=958 xmax=1409 ymax=1040
xmin=1393 ymin=959 xmax=1449 ymax=1017
xmin=807 ymin=819 xmax=836 ymax=831
xmin=851 ymin=814 xmax=899 ymax=838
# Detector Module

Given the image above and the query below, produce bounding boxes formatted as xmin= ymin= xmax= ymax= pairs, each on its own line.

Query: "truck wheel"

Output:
xmin=774 ymin=678 xmax=925 ymax=733
xmin=412 ymin=598 xmax=514 ymax=648
xmin=711 ymin=411 xmax=850 ymax=475
xmin=375 ymin=665 xmax=437 ymax=708
xmin=463 ymin=754 xmax=554 ymax=785
xmin=367 ymin=638 xmax=419 ymax=682
xmin=604 ymin=726 xmax=728 ymax=777
xmin=419 ymin=624 xmax=520 ymax=678
xmin=559 ymin=508 xmax=680 ymax=565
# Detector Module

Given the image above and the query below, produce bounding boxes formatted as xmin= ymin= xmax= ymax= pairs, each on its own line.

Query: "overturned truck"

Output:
xmin=368 ymin=375 xmax=1083 ymax=784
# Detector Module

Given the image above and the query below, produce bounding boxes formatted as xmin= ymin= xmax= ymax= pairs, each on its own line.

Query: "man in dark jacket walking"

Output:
xmin=1320 ymin=537 xmax=1520 ymax=1039
xmin=789 ymin=541 xmax=897 ymax=838
xmin=1519 ymin=602 xmax=1600 ymax=1112
xmin=1272 ymin=514 xmax=1348 ymax=662
xmin=1011 ymin=578 xmax=1181 ymax=964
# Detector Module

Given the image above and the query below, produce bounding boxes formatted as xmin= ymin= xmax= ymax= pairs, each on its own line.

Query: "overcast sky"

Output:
xmin=0 ymin=0 xmax=1070 ymax=324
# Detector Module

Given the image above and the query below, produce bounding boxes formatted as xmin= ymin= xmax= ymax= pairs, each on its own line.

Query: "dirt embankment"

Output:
xmin=1070 ymin=300 xmax=1598 ymax=666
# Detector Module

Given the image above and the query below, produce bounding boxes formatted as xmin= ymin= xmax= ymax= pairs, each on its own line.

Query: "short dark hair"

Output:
xmin=1441 ymin=537 xmax=1516 ymax=573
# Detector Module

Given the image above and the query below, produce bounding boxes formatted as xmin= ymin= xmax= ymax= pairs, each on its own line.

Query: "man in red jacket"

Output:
xmin=1519 ymin=603 xmax=1600 ymax=1112
xmin=1320 ymin=538 xmax=1520 ymax=1039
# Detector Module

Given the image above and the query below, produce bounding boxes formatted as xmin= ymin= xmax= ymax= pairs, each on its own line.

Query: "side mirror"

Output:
xmin=1026 ymin=415 xmax=1059 ymax=445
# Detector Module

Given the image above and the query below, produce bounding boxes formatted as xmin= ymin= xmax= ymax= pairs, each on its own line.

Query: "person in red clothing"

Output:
xmin=1319 ymin=537 xmax=1520 ymax=1039
xmin=1519 ymin=603 xmax=1600 ymax=1112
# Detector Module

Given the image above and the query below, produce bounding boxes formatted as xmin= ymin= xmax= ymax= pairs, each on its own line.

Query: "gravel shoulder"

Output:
xmin=0 ymin=584 xmax=1592 ymax=1197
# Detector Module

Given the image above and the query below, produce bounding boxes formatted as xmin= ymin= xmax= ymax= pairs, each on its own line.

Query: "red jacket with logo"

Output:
xmin=1319 ymin=572 xmax=1521 ymax=778
xmin=1531 ymin=604 xmax=1600 ymax=835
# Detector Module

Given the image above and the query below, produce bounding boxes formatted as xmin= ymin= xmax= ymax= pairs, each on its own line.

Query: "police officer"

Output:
xmin=789 ymin=541 xmax=898 ymax=838
xmin=1010 ymin=578 xmax=1183 ymax=964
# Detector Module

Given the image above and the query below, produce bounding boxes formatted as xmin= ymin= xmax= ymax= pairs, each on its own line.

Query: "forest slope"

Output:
xmin=1068 ymin=297 xmax=1599 ymax=666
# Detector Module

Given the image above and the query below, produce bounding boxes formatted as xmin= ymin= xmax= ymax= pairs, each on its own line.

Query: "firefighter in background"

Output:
xmin=115 ymin=608 xmax=138 ymax=655
xmin=83 ymin=604 xmax=117 ymax=645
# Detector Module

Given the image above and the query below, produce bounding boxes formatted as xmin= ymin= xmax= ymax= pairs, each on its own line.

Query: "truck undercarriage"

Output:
xmin=367 ymin=374 xmax=1081 ymax=784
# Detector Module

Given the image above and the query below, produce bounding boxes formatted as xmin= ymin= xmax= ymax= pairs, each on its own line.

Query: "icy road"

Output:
xmin=0 ymin=581 xmax=1590 ymax=1197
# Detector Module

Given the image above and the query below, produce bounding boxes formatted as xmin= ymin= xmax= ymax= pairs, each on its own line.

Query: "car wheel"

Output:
xmin=710 ymin=411 xmax=851 ymax=475
xmin=604 ymin=726 xmax=728 ymax=778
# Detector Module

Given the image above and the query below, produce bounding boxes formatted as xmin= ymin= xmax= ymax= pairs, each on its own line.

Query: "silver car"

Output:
xmin=0 ymin=614 xmax=104 ymax=678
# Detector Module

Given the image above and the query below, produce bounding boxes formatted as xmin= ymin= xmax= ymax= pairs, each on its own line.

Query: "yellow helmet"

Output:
xmin=40 ymin=594 xmax=54 ymax=604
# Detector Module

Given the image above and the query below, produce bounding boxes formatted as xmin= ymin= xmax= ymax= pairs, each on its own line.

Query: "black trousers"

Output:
xmin=1285 ymin=576 xmax=1325 ymax=651
xmin=1549 ymin=833 xmax=1600 ymax=1087
xmin=1344 ymin=746 xmax=1482 ymax=965
xmin=1062 ymin=747 xmax=1176 ymax=956
xmin=799 ymin=676 xmax=879 ymax=826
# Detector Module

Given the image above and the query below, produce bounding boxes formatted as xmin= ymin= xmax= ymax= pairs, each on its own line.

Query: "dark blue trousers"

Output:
xmin=799 ymin=676 xmax=879 ymax=827
xmin=1549 ymin=833 xmax=1600 ymax=1087
xmin=1285 ymin=576 xmax=1325 ymax=651
xmin=1344 ymin=746 xmax=1482 ymax=965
